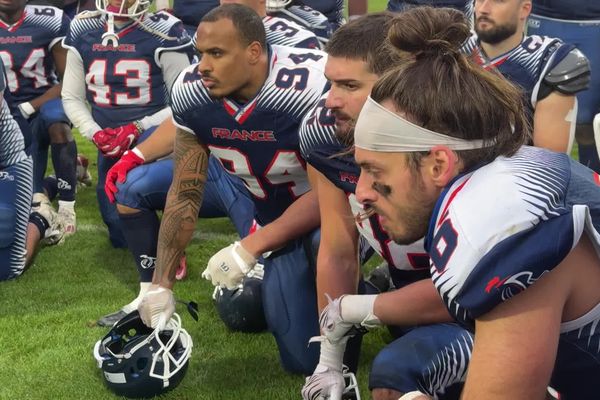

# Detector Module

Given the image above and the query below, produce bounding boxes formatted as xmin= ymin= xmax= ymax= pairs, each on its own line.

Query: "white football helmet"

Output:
xmin=266 ymin=0 xmax=292 ymax=13
xmin=95 ymin=0 xmax=151 ymax=46
xmin=93 ymin=311 xmax=193 ymax=398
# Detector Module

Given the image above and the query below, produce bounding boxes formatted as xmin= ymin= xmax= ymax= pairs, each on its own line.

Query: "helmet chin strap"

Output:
xmin=101 ymin=13 xmax=119 ymax=46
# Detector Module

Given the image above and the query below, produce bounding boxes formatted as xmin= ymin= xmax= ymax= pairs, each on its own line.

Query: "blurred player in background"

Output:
xmin=465 ymin=0 xmax=590 ymax=153
xmin=0 ymin=60 xmax=64 ymax=281
xmin=0 ymin=0 xmax=76 ymax=239
xmin=528 ymin=0 xmax=600 ymax=172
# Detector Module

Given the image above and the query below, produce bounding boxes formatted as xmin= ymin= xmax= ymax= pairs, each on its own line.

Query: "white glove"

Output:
xmin=320 ymin=294 xmax=381 ymax=344
xmin=138 ymin=286 xmax=176 ymax=330
xmin=302 ymin=367 xmax=345 ymax=400
xmin=18 ymin=102 xmax=35 ymax=119
xmin=202 ymin=241 xmax=257 ymax=290
xmin=302 ymin=337 xmax=348 ymax=400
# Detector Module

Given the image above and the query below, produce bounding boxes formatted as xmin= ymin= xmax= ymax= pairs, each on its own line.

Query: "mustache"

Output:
xmin=476 ymin=16 xmax=494 ymax=24
xmin=355 ymin=205 xmax=375 ymax=224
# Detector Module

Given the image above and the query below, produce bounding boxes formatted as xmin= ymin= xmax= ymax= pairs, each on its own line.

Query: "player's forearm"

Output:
xmin=134 ymin=116 xmax=176 ymax=162
xmin=317 ymin=251 xmax=359 ymax=312
xmin=28 ymin=84 xmax=62 ymax=111
xmin=241 ymin=189 xmax=320 ymax=257
xmin=154 ymin=129 xmax=208 ymax=288
xmin=155 ymin=190 xmax=200 ymax=288
xmin=533 ymin=92 xmax=577 ymax=153
xmin=62 ymin=50 xmax=101 ymax=138
xmin=373 ymin=279 xmax=453 ymax=326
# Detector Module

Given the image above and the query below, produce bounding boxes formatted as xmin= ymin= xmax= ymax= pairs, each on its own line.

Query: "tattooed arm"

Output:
xmin=154 ymin=128 xmax=209 ymax=289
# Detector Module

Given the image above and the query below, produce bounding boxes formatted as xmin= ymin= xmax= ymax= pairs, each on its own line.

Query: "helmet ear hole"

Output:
xmin=135 ymin=357 xmax=148 ymax=373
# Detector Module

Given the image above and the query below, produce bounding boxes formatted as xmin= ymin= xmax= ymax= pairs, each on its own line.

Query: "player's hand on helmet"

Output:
xmin=301 ymin=366 xmax=345 ymax=400
xmin=202 ymin=241 xmax=257 ymax=290
xmin=138 ymin=285 xmax=176 ymax=330
xmin=302 ymin=337 xmax=349 ymax=400
xmin=102 ymin=122 xmax=142 ymax=158
xmin=105 ymin=149 xmax=145 ymax=203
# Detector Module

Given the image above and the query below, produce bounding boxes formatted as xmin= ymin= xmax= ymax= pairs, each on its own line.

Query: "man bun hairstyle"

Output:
xmin=373 ymin=7 xmax=530 ymax=170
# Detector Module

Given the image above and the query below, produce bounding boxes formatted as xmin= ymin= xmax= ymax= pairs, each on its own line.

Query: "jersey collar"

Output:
xmin=0 ymin=9 xmax=26 ymax=32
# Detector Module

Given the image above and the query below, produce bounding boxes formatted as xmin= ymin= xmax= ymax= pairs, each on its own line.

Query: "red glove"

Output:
xmin=92 ymin=129 xmax=117 ymax=153
xmin=104 ymin=149 xmax=145 ymax=203
xmin=102 ymin=122 xmax=142 ymax=158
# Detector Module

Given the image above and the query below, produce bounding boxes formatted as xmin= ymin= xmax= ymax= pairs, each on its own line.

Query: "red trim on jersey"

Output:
xmin=437 ymin=178 xmax=470 ymax=227
xmin=237 ymin=100 xmax=257 ymax=124
xmin=594 ymin=172 xmax=600 ymax=186
xmin=0 ymin=10 xmax=27 ymax=32
xmin=222 ymin=99 xmax=237 ymax=118
xmin=471 ymin=47 xmax=508 ymax=70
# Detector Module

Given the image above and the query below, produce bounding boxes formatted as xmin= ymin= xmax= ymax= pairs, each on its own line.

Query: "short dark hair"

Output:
xmin=371 ymin=7 xmax=529 ymax=170
xmin=325 ymin=12 xmax=398 ymax=76
xmin=202 ymin=4 xmax=266 ymax=49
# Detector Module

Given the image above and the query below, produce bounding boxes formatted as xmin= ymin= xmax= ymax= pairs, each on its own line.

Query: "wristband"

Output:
xmin=130 ymin=147 xmax=145 ymax=161
xmin=18 ymin=102 xmax=36 ymax=119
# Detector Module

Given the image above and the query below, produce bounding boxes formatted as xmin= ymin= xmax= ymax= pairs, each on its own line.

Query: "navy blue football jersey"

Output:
xmin=62 ymin=10 xmax=192 ymax=128
xmin=463 ymin=33 xmax=576 ymax=113
xmin=173 ymin=0 xmax=218 ymax=29
xmin=62 ymin=0 xmax=96 ymax=19
xmin=299 ymin=0 xmax=344 ymax=28
xmin=0 ymin=4 xmax=69 ymax=104
xmin=263 ymin=15 xmax=321 ymax=49
xmin=299 ymin=92 xmax=430 ymax=272
xmin=270 ymin=4 xmax=330 ymax=45
xmin=171 ymin=45 xmax=328 ymax=224
xmin=532 ymin=0 xmax=600 ymax=20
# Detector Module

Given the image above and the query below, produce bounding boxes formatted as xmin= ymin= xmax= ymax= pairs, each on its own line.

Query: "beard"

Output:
xmin=375 ymin=170 xmax=436 ymax=245
xmin=332 ymin=110 xmax=356 ymax=148
xmin=475 ymin=18 xmax=518 ymax=45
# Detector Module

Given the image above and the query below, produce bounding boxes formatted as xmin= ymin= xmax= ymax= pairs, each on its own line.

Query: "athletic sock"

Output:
xmin=119 ymin=210 xmax=160 ymax=282
xmin=51 ymin=141 xmax=77 ymax=202
xmin=42 ymin=176 xmax=59 ymax=201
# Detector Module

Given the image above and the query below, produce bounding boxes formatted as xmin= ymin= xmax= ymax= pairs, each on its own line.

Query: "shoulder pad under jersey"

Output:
xmin=543 ymin=47 xmax=591 ymax=95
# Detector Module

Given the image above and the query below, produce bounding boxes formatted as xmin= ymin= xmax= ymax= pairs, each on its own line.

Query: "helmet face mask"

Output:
xmin=94 ymin=311 xmax=192 ymax=399
xmin=265 ymin=0 xmax=292 ymax=13
xmin=95 ymin=0 xmax=151 ymax=19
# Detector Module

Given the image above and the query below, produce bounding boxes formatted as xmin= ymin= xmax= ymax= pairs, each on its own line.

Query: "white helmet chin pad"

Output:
xmin=266 ymin=0 xmax=293 ymax=13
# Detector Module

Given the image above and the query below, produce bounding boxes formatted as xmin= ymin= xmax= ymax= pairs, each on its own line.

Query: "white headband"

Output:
xmin=354 ymin=96 xmax=489 ymax=152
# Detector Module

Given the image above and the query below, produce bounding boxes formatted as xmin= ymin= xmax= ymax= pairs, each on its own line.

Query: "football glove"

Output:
xmin=104 ymin=149 xmax=145 ymax=203
xmin=320 ymin=294 xmax=380 ymax=344
xmin=138 ymin=285 xmax=176 ymax=330
xmin=92 ymin=129 xmax=117 ymax=153
xmin=202 ymin=241 xmax=257 ymax=290
xmin=302 ymin=336 xmax=349 ymax=400
xmin=102 ymin=122 xmax=142 ymax=158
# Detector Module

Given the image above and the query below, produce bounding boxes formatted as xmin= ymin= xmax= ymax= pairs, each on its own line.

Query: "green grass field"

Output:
xmin=0 ymin=2 xmax=390 ymax=399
